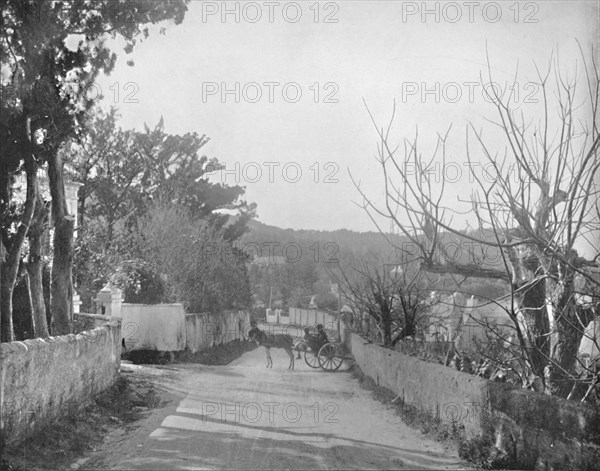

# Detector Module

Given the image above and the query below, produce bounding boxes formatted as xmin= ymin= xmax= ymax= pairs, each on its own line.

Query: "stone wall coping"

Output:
xmin=76 ymin=312 xmax=111 ymax=320
xmin=123 ymin=303 xmax=184 ymax=307
xmin=1 ymin=322 xmax=121 ymax=445
xmin=0 ymin=324 xmax=120 ymax=353
xmin=185 ymin=310 xmax=241 ymax=315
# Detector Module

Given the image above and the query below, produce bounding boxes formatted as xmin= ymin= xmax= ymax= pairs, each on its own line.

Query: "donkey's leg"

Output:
xmin=265 ymin=347 xmax=273 ymax=368
xmin=286 ymin=347 xmax=295 ymax=369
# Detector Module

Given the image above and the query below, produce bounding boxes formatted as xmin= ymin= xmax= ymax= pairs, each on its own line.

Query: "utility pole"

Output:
xmin=268 ymin=286 xmax=273 ymax=310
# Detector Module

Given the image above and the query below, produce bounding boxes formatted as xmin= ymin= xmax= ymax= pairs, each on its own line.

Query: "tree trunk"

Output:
xmin=516 ymin=275 xmax=551 ymax=384
xmin=77 ymin=180 xmax=87 ymax=233
xmin=548 ymin=281 xmax=596 ymax=397
xmin=381 ymin=307 xmax=392 ymax=345
xmin=1 ymin=156 xmax=37 ymax=342
xmin=26 ymin=188 xmax=50 ymax=338
xmin=48 ymin=152 xmax=74 ymax=335
xmin=0 ymin=265 xmax=18 ymax=342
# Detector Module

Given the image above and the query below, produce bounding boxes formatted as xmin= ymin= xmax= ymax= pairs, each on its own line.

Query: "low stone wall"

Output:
xmin=74 ymin=312 xmax=119 ymax=333
xmin=0 ymin=321 xmax=121 ymax=445
xmin=82 ymin=307 xmax=250 ymax=353
xmin=344 ymin=329 xmax=600 ymax=470
xmin=185 ymin=310 xmax=250 ymax=353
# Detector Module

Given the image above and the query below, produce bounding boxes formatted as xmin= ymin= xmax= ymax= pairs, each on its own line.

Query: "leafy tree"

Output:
xmin=132 ymin=204 xmax=252 ymax=312
xmin=70 ymin=109 xmax=256 ymax=241
xmin=248 ymin=261 xmax=286 ymax=309
xmin=1 ymin=0 xmax=189 ymax=341
xmin=68 ymin=107 xmax=140 ymax=245
xmin=247 ymin=249 xmax=322 ymax=310
xmin=69 ymin=110 xmax=256 ymax=309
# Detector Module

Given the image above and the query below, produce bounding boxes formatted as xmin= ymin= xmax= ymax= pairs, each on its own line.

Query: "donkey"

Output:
xmin=248 ymin=326 xmax=295 ymax=369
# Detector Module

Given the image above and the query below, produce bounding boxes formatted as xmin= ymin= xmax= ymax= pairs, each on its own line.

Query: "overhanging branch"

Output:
xmin=420 ymin=261 xmax=510 ymax=282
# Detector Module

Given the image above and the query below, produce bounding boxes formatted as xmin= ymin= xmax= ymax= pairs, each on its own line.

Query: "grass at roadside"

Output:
xmin=351 ymin=366 xmax=467 ymax=446
xmin=176 ymin=338 xmax=257 ymax=365
xmin=0 ymin=374 xmax=163 ymax=471
xmin=351 ymin=365 xmax=515 ymax=470
xmin=122 ymin=339 xmax=257 ymax=366
xmin=1 ymin=339 xmax=256 ymax=471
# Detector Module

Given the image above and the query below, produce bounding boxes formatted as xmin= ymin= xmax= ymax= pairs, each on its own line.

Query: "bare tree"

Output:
xmin=330 ymin=255 xmax=436 ymax=346
xmin=355 ymin=45 xmax=600 ymax=397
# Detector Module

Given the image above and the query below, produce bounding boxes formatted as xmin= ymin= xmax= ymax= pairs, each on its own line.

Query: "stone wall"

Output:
xmin=185 ymin=310 xmax=250 ymax=353
xmin=344 ymin=328 xmax=600 ymax=470
xmin=0 ymin=321 xmax=121 ymax=445
xmin=82 ymin=305 xmax=251 ymax=354
xmin=74 ymin=312 xmax=118 ymax=333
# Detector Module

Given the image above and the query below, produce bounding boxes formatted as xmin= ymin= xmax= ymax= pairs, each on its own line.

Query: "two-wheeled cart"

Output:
xmin=302 ymin=334 xmax=349 ymax=371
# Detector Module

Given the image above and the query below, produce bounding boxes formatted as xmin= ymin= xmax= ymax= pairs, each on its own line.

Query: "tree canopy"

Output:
xmin=1 ymin=0 xmax=189 ymax=340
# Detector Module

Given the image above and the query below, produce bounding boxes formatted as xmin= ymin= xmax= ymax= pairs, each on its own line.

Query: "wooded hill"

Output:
xmin=240 ymin=220 xmax=509 ymax=310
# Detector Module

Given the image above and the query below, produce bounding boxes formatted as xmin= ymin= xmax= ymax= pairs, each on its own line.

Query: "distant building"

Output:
xmin=574 ymin=267 xmax=600 ymax=307
xmin=13 ymin=168 xmax=82 ymax=237
xmin=423 ymin=292 xmax=513 ymax=346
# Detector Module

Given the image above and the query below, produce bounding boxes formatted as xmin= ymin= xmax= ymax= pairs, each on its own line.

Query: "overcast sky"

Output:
xmin=96 ymin=1 xmax=598 ymax=237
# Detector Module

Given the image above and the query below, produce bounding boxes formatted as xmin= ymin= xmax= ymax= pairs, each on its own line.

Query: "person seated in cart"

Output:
xmin=316 ymin=324 xmax=328 ymax=344
xmin=294 ymin=326 xmax=329 ymax=359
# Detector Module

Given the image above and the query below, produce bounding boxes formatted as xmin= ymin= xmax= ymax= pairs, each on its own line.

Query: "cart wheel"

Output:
xmin=318 ymin=343 xmax=343 ymax=371
xmin=304 ymin=350 xmax=320 ymax=368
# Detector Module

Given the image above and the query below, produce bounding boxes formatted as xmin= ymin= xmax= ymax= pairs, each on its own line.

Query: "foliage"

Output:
xmin=69 ymin=108 xmax=256 ymax=241
xmin=0 ymin=0 xmax=189 ymax=340
xmin=131 ymin=204 xmax=252 ymax=312
xmin=121 ymin=265 xmax=166 ymax=305
xmin=1 ymin=0 xmax=190 ymax=205
xmin=247 ymin=250 xmax=320 ymax=310
xmin=68 ymin=109 xmax=255 ymax=313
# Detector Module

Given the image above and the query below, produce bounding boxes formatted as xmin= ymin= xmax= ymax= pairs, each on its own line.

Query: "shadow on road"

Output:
xmin=112 ymin=417 xmax=469 ymax=470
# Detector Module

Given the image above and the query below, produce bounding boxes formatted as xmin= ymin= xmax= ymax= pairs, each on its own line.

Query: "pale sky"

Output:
xmin=96 ymin=1 xmax=599 ymax=236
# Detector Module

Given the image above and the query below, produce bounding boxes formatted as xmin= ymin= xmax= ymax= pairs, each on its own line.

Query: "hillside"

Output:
xmin=240 ymin=219 xmax=403 ymax=263
xmin=241 ymin=220 xmax=506 ymax=270
xmin=240 ymin=220 xmax=510 ymax=311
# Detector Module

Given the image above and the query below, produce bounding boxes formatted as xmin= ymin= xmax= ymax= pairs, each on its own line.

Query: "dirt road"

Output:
xmin=82 ymin=343 xmax=473 ymax=470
